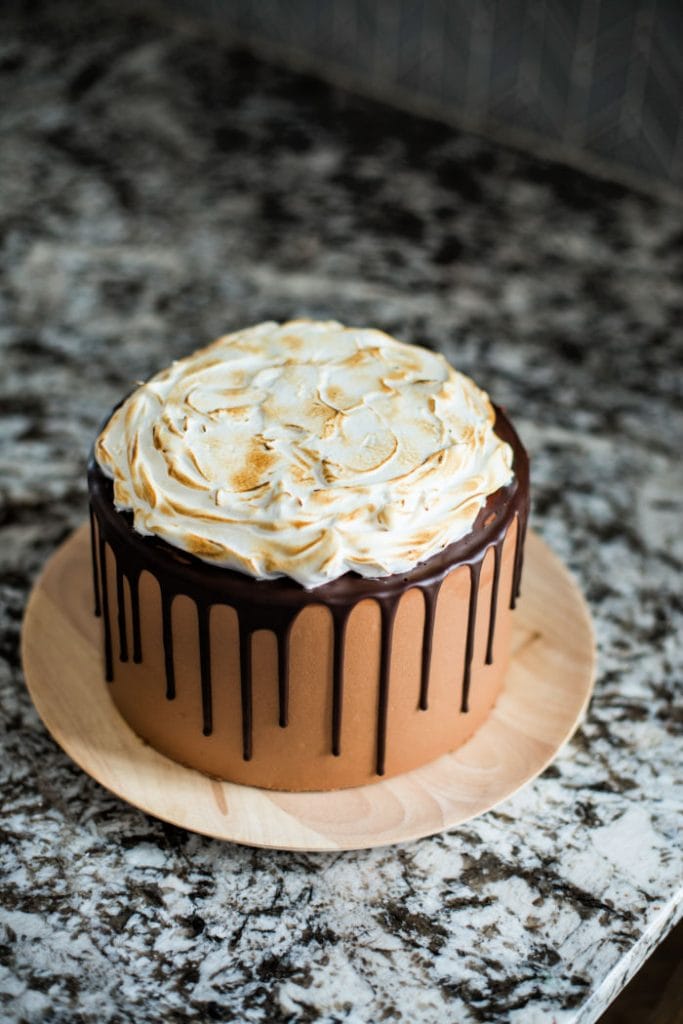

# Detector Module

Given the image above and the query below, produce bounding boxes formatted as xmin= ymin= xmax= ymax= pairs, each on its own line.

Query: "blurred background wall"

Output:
xmin=153 ymin=0 xmax=683 ymax=196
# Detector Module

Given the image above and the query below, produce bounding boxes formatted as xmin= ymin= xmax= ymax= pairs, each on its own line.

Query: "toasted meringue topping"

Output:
xmin=95 ymin=320 xmax=514 ymax=587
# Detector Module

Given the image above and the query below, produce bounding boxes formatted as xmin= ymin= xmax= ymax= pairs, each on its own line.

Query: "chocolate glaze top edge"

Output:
xmin=87 ymin=404 xmax=529 ymax=609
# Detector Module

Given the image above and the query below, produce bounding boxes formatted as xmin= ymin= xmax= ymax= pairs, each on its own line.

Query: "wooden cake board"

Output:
xmin=22 ymin=524 xmax=595 ymax=851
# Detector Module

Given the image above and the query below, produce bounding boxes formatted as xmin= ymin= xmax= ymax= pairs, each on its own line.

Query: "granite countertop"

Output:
xmin=1 ymin=3 xmax=682 ymax=1022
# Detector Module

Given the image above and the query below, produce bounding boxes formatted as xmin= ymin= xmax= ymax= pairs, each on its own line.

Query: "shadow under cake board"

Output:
xmin=21 ymin=524 xmax=595 ymax=851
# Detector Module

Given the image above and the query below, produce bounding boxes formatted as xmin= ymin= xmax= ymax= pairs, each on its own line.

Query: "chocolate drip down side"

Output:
xmin=88 ymin=406 xmax=529 ymax=777
xmin=331 ymin=608 xmax=348 ymax=757
xmin=486 ymin=542 xmax=502 ymax=665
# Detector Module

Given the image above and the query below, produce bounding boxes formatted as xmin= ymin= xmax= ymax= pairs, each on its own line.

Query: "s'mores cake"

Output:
xmin=88 ymin=320 xmax=529 ymax=791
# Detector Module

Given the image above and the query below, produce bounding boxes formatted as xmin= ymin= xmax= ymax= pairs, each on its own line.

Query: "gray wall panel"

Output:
xmin=157 ymin=0 xmax=683 ymax=191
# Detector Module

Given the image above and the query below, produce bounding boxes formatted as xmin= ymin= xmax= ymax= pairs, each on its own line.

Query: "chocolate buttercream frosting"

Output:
xmin=88 ymin=405 xmax=528 ymax=776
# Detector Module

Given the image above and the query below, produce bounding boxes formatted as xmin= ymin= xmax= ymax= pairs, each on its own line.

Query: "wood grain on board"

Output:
xmin=22 ymin=525 xmax=595 ymax=851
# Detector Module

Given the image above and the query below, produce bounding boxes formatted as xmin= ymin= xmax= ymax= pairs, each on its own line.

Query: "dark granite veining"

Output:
xmin=0 ymin=2 xmax=681 ymax=1022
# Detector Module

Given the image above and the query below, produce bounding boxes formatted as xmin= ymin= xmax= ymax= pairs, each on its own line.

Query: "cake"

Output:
xmin=87 ymin=320 xmax=529 ymax=791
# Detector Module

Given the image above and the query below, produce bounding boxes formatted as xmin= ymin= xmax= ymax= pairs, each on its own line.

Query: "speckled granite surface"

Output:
xmin=1 ymin=3 xmax=682 ymax=1022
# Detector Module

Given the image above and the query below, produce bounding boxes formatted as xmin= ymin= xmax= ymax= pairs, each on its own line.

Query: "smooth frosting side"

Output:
xmin=95 ymin=320 xmax=514 ymax=587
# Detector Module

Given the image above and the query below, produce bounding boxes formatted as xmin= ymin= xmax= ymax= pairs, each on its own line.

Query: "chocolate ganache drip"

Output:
xmin=88 ymin=406 xmax=529 ymax=777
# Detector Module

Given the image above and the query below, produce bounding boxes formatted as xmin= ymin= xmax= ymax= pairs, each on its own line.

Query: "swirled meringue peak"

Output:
xmin=95 ymin=320 xmax=514 ymax=588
